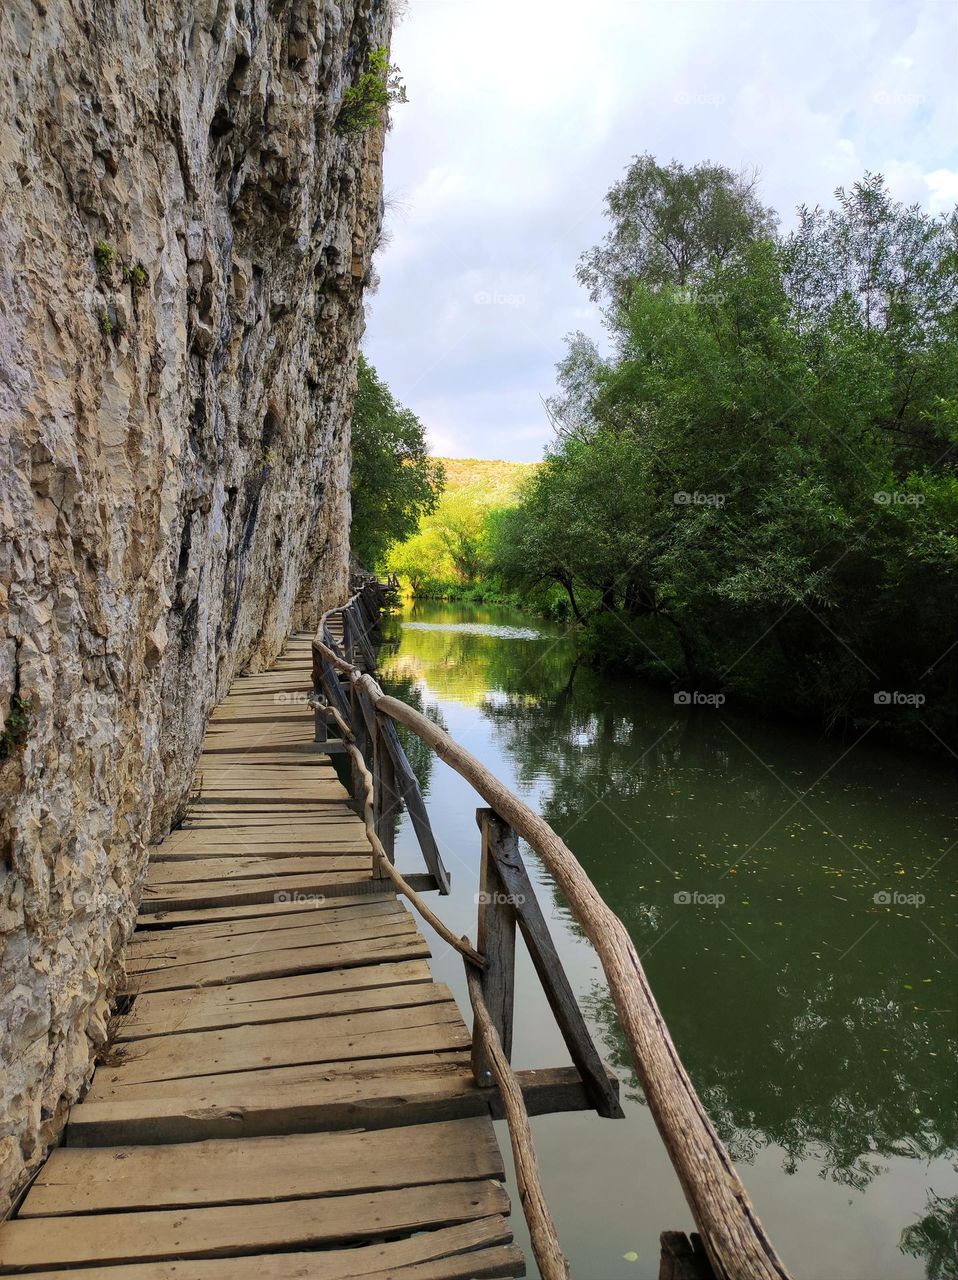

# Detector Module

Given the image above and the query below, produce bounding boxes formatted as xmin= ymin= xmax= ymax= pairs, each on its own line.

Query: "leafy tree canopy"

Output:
xmin=501 ymin=165 xmax=958 ymax=747
xmin=350 ymin=355 xmax=444 ymax=568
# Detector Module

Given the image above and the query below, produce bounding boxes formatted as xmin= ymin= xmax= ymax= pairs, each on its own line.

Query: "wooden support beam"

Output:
xmin=376 ymin=713 xmax=451 ymax=895
xmin=482 ymin=810 xmax=623 ymax=1121
xmin=472 ymin=811 xmax=517 ymax=1085
xmin=373 ymin=715 xmax=399 ymax=871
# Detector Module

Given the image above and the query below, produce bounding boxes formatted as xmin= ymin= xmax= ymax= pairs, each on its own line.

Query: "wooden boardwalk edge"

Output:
xmin=0 ymin=633 xmax=529 ymax=1280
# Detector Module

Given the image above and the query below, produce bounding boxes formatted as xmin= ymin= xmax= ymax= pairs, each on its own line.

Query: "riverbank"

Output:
xmin=391 ymin=587 xmax=951 ymax=756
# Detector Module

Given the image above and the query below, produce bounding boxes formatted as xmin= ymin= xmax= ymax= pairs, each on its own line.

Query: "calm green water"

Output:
xmin=378 ymin=599 xmax=958 ymax=1280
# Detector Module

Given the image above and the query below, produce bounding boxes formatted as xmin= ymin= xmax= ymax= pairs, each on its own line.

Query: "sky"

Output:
xmin=362 ymin=0 xmax=958 ymax=462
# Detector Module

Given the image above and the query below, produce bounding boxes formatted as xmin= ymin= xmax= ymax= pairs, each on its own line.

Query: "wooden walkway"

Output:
xmin=0 ymin=634 xmax=525 ymax=1278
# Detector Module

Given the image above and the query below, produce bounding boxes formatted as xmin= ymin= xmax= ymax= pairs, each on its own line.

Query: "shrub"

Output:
xmin=336 ymin=46 xmax=406 ymax=135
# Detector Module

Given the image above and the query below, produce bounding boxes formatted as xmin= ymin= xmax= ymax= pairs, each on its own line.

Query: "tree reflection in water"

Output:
xmin=378 ymin=602 xmax=958 ymax=1274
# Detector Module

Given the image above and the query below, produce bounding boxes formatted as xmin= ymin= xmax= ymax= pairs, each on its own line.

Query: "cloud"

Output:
xmin=364 ymin=0 xmax=958 ymax=462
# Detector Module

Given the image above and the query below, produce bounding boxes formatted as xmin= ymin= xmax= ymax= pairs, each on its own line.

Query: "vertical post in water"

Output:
xmin=472 ymin=808 xmax=517 ymax=1085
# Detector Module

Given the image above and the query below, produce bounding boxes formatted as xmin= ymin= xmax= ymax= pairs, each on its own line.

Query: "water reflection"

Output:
xmin=379 ymin=600 xmax=958 ymax=1278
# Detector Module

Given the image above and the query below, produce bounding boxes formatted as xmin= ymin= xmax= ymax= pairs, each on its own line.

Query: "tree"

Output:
xmin=350 ymin=356 xmax=444 ymax=567
xmin=577 ymin=153 xmax=777 ymax=322
xmin=505 ymin=164 xmax=958 ymax=746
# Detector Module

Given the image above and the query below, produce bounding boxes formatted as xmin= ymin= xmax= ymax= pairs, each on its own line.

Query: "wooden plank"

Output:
xmin=4 ymin=1219 xmax=523 ymax=1279
xmin=85 ymin=1050 xmax=473 ymax=1104
xmin=21 ymin=1120 xmax=502 ymax=1216
xmin=136 ymin=890 xmax=397 ymax=927
xmin=145 ymin=855 xmax=370 ymax=884
xmin=152 ymin=844 xmax=373 ymax=860
xmin=126 ymin=917 xmax=417 ymax=970
xmin=67 ymin=1065 xmax=615 ymax=1146
xmin=116 ymin=979 xmax=454 ymax=1041
xmin=136 ymin=874 xmax=439 ymax=924
xmin=128 ymin=900 xmax=406 ymax=952
xmin=5 ymin=1183 xmax=512 ymax=1267
xmin=139 ymin=871 xmax=380 ymax=913
xmin=120 ymin=934 xmax=431 ymax=992
xmin=99 ymin=1007 xmax=468 ymax=1085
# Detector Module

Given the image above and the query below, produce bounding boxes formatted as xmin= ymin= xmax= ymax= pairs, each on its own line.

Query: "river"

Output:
xmin=376 ymin=599 xmax=957 ymax=1280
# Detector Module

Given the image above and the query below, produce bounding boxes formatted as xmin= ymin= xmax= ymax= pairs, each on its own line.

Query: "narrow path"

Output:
xmin=0 ymin=634 xmax=524 ymax=1279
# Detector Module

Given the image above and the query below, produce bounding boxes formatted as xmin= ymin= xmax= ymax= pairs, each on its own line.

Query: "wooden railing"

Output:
xmin=310 ymin=581 xmax=792 ymax=1280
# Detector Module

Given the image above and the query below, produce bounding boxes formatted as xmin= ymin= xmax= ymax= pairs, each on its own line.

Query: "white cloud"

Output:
xmin=365 ymin=0 xmax=958 ymax=461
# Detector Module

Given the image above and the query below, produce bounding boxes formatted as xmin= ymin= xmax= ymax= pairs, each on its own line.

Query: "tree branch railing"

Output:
xmin=310 ymin=581 xmax=792 ymax=1280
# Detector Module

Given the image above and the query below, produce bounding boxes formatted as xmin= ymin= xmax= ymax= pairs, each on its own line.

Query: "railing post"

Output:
xmin=348 ymin=681 xmax=368 ymax=808
xmin=313 ymin=693 xmax=329 ymax=743
xmin=472 ymin=808 xmax=517 ymax=1086
xmin=372 ymin=714 xmax=399 ymax=875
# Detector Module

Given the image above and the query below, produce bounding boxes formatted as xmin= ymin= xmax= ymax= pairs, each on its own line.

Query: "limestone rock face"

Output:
xmin=0 ymin=0 xmax=389 ymax=1208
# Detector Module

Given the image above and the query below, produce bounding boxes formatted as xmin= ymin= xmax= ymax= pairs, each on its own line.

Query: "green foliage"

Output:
xmin=94 ymin=241 xmax=116 ymax=272
xmin=577 ymin=153 xmax=776 ymax=323
xmin=336 ymin=46 xmax=407 ymax=135
xmin=505 ymin=166 xmax=958 ymax=748
xmin=98 ymin=309 xmax=112 ymax=334
xmin=351 ymin=355 xmax=443 ymax=567
xmin=123 ymin=262 xmax=148 ymax=288
xmin=0 ymin=695 xmax=30 ymax=761
xmin=384 ymin=458 xmax=538 ymax=598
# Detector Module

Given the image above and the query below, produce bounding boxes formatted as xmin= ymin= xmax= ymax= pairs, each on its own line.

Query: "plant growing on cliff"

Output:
xmin=94 ymin=241 xmax=117 ymax=272
xmin=98 ymin=309 xmax=112 ymax=334
xmin=0 ymin=695 xmax=30 ymax=762
xmin=335 ymin=46 xmax=407 ymax=135
xmin=123 ymin=262 xmax=148 ymax=289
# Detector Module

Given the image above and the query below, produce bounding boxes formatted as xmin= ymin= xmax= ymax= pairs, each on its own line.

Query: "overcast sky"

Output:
xmin=362 ymin=0 xmax=958 ymax=462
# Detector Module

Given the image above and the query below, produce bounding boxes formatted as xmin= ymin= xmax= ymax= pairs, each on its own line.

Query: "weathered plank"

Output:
xmin=99 ymin=1007 xmax=468 ymax=1085
xmin=21 ymin=1120 xmax=502 ymax=1216
xmin=128 ymin=899 xmax=406 ymax=953
xmin=116 ymin=977 xmax=453 ymax=1040
xmin=4 ymin=1219 xmax=524 ymax=1279
xmin=139 ymin=871 xmax=380 ymax=913
xmin=126 ymin=916 xmax=417 ymax=969
xmin=120 ymin=933 xmax=432 ymax=992
xmin=68 ymin=1065 xmax=615 ymax=1146
xmin=5 ymin=1184 xmax=512 ymax=1267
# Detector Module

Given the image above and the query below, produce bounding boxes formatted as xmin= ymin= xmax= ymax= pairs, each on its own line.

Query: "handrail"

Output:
xmin=310 ymin=584 xmax=791 ymax=1280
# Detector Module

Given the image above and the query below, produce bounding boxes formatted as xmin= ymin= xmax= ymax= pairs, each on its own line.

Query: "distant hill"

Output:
xmin=432 ymin=457 xmax=538 ymax=504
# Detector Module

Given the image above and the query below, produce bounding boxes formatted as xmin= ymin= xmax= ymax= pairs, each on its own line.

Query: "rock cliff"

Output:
xmin=0 ymin=0 xmax=390 ymax=1209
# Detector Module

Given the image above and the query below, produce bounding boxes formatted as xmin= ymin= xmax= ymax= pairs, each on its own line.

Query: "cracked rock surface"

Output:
xmin=0 ymin=0 xmax=389 ymax=1208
